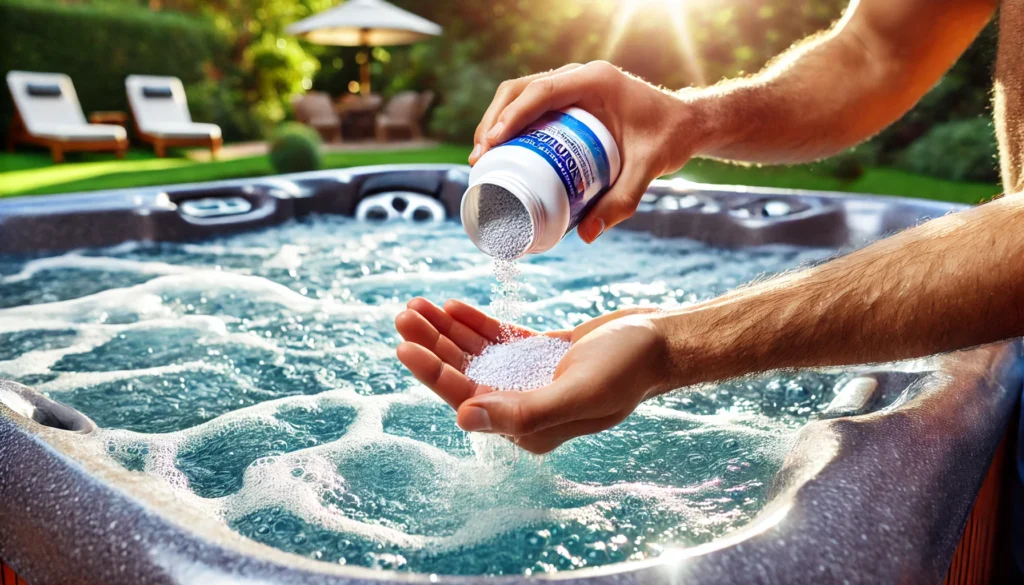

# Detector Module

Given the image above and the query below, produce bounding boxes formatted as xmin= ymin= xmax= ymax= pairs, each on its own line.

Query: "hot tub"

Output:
xmin=0 ymin=165 xmax=1020 ymax=585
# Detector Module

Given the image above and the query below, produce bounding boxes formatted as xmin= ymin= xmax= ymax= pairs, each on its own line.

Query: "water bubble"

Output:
xmin=0 ymin=218 xmax=844 ymax=576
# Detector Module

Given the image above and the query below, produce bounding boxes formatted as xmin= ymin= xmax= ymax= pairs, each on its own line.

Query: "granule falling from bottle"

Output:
xmin=477 ymin=184 xmax=533 ymax=337
xmin=467 ymin=184 xmax=571 ymax=392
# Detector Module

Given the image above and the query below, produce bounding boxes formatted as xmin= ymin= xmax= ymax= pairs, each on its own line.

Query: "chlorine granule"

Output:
xmin=465 ymin=335 xmax=571 ymax=391
xmin=467 ymin=185 xmax=572 ymax=391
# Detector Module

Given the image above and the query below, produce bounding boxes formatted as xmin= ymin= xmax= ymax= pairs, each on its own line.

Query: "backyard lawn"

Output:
xmin=0 ymin=145 xmax=1002 ymax=205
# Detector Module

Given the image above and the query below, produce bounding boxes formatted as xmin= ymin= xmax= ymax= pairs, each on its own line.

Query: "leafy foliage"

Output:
xmin=184 ymin=80 xmax=265 ymax=143
xmin=0 ymin=0 xmax=224 ymax=136
xmin=899 ymin=118 xmax=999 ymax=183
xmin=1 ymin=0 xmax=333 ymax=140
xmin=348 ymin=0 xmax=850 ymax=141
xmin=1 ymin=0 xmax=1001 ymax=186
xmin=170 ymin=0 xmax=330 ymax=129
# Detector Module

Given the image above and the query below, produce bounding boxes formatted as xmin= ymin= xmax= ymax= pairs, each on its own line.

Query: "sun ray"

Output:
xmin=671 ymin=2 xmax=706 ymax=86
xmin=603 ymin=0 xmax=706 ymax=87
xmin=603 ymin=1 xmax=640 ymax=61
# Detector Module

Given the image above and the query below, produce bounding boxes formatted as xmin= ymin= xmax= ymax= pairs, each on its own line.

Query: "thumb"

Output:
xmin=577 ymin=163 xmax=653 ymax=243
xmin=456 ymin=375 xmax=583 ymax=436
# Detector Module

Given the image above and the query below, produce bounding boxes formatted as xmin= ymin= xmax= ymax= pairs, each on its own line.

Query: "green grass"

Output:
xmin=675 ymin=159 xmax=1001 ymax=205
xmin=0 ymin=145 xmax=1001 ymax=205
xmin=0 ymin=145 xmax=473 ymax=196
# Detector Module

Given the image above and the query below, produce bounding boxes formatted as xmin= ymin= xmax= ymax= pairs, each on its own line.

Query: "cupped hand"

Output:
xmin=395 ymin=297 xmax=669 ymax=453
xmin=469 ymin=61 xmax=697 ymax=243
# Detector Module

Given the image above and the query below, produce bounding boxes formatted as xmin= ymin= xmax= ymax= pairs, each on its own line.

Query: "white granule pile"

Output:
xmin=465 ymin=336 xmax=571 ymax=391
xmin=478 ymin=184 xmax=532 ymax=260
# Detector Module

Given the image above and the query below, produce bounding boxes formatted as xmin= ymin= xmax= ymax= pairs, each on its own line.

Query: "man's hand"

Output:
xmin=469 ymin=0 xmax=996 ymax=239
xmin=395 ymin=297 xmax=665 ymax=453
xmin=469 ymin=61 xmax=696 ymax=243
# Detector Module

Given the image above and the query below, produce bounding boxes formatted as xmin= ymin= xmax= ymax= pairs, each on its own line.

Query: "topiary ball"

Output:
xmin=269 ymin=122 xmax=322 ymax=174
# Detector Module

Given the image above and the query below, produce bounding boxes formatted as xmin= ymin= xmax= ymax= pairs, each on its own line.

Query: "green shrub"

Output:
xmin=269 ymin=123 xmax=322 ymax=174
xmin=185 ymin=80 xmax=266 ymax=143
xmin=899 ymin=118 xmax=999 ymax=183
xmin=0 ymin=0 xmax=230 ymax=141
xmin=427 ymin=41 xmax=509 ymax=143
xmin=815 ymin=143 xmax=881 ymax=181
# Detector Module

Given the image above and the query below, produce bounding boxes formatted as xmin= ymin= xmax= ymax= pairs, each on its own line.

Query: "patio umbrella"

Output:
xmin=286 ymin=0 xmax=442 ymax=95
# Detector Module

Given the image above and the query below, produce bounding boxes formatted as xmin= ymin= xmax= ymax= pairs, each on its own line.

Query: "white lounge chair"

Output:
xmin=6 ymin=71 xmax=128 ymax=163
xmin=125 ymin=75 xmax=222 ymax=158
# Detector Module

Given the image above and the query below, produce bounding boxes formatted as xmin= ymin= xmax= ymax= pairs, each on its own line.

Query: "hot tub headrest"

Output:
xmin=0 ymin=379 xmax=96 ymax=434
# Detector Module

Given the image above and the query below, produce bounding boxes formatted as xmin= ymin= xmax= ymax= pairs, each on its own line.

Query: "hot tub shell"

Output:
xmin=0 ymin=165 xmax=1020 ymax=584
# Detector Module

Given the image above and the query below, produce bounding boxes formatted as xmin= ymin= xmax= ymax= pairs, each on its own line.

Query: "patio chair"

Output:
xmin=291 ymin=91 xmax=342 ymax=143
xmin=5 ymin=71 xmax=128 ymax=163
xmin=375 ymin=90 xmax=434 ymax=141
xmin=125 ymin=75 xmax=222 ymax=158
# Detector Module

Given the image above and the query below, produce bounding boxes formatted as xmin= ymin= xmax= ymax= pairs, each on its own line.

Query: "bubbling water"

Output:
xmin=0 ymin=217 xmax=843 ymax=576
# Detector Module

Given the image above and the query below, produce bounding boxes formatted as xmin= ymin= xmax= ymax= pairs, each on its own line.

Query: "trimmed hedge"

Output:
xmin=0 ymin=0 xmax=228 ymax=141
xmin=899 ymin=118 xmax=1000 ymax=183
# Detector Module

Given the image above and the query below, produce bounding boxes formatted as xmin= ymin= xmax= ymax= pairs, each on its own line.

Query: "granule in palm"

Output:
xmin=465 ymin=336 xmax=571 ymax=391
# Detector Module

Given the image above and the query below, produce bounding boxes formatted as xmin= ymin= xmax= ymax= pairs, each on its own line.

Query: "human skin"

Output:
xmin=470 ymin=0 xmax=996 ymax=242
xmin=396 ymin=0 xmax=1016 ymax=454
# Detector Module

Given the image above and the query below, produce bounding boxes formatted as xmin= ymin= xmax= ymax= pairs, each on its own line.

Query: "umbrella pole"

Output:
xmin=359 ymin=28 xmax=371 ymax=96
xmin=360 ymin=48 xmax=371 ymax=96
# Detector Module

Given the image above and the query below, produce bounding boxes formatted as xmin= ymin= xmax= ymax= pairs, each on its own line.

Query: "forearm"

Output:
xmin=655 ymin=196 xmax=1024 ymax=387
xmin=672 ymin=0 xmax=994 ymax=165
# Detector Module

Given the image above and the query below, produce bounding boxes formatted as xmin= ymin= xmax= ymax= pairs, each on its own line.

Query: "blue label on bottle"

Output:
xmin=498 ymin=111 xmax=611 ymax=231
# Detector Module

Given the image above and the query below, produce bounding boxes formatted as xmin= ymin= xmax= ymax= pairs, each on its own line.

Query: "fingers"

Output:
xmin=406 ymin=297 xmax=488 ymax=355
xmin=471 ymin=64 xmax=583 ymax=164
xmin=456 ymin=373 xmax=586 ymax=435
xmin=394 ymin=309 xmax=467 ymax=370
xmin=396 ymin=342 xmax=493 ymax=409
xmin=484 ymin=61 xmax=620 ymax=148
xmin=442 ymin=299 xmax=535 ymax=342
xmin=577 ymin=162 xmax=652 ymax=243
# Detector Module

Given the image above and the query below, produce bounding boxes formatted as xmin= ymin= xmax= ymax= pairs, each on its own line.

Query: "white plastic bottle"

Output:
xmin=461 ymin=107 xmax=621 ymax=259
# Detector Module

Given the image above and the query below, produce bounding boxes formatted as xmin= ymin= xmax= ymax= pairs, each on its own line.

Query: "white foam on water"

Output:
xmin=0 ymin=219 xmax=842 ymax=575
xmin=0 ymin=272 xmax=398 ymax=325
xmin=0 ymin=253 xmax=196 ymax=284
xmin=0 ymin=327 xmax=115 ymax=377
xmin=36 ymin=361 xmax=222 ymax=393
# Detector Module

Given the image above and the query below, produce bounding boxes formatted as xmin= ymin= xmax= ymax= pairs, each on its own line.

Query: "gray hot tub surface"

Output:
xmin=0 ymin=165 xmax=1020 ymax=585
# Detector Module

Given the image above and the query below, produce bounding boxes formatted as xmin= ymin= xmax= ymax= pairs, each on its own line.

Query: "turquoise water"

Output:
xmin=0 ymin=217 xmax=844 ymax=575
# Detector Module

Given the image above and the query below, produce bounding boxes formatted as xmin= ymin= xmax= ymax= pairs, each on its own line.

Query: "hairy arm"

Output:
xmin=684 ymin=0 xmax=997 ymax=163
xmin=655 ymin=196 xmax=1024 ymax=388
xmin=470 ymin=0 xmax=997 ymax=238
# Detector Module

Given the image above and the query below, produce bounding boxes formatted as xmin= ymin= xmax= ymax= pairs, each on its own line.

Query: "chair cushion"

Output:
xmin=34 ymin=123 xmax=127 ymax=142
xmin=377 ymin=115 xmax=412 ymax=128
xmin=145 ymin=122 xmax=221 ymax=140
xmin=7 ymin=71 xmax=88 ymax=132
xmin=308 ymin=116 xmax=340 ymax=126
